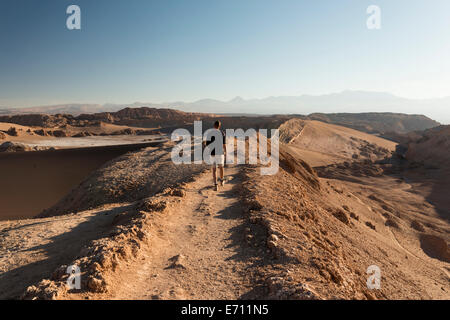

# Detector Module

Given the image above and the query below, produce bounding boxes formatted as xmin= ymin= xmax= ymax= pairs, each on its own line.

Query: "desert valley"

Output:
xmin=0 ymin=107 xmax=448 ymax=300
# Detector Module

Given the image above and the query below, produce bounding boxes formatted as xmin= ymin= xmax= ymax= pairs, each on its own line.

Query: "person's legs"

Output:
xmin=218 ymin=165 xmax=224 ymax=184
xmin=212 ymin=166 xmax=217 ymax=185
xmin=217 ymin=154 xmax=225 ymax=186
xmin=211 ymin=155 xmax=224 ymax=189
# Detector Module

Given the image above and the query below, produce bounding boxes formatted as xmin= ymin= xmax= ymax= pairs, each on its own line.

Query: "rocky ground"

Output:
xmin=0 ymin=204 xmax=129 ymax=299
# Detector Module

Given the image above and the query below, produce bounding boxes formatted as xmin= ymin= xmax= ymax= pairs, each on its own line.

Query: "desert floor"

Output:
xmin=0 ymin=119 xmax=448 ymax=300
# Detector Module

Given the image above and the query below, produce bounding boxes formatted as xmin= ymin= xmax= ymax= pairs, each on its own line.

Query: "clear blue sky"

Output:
xmin=1 ymin=0 xmax=449 ymax=107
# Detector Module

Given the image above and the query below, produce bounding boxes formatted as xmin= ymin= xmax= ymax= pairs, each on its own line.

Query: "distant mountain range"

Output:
xmin=1 ymin=91 xmax=449 ymax=124
xmin=0 ymin=104 xmax=123 ymax=116
xmin=0 ymin=106 xmax=439 ymax=136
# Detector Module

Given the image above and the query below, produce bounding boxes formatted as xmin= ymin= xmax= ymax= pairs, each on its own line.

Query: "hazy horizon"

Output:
xmin=1 ymin=1 xmax=450 ymax=122
xmin=2 ymin=89 xmax=450 ymax=108
xmin=2 ymin=89 xmax=450 ymax=124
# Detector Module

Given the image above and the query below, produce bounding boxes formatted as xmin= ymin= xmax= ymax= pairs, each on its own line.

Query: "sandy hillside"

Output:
xmin=243 ymin=143 xmax=448 ymax=299
xmin=405 ymin=125 xmax=450 ymax=167
xmin=308 ymin=112 xmax=439 ymax=135
xmin=401 ymin=125 xmax=450 ymax=222
xmin=279 ymin=119 xmax=396 ymax=166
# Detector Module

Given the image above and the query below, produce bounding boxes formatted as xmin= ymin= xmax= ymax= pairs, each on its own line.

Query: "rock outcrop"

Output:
xmin=0 ymin=141 xmax=54 ymax=153
xmin=0 ymin=141 xmax=30 ymax=152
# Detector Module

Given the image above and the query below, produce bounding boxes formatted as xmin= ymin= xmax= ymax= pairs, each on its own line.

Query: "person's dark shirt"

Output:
xmin=206 ymin=129 xmax=226 ymax=156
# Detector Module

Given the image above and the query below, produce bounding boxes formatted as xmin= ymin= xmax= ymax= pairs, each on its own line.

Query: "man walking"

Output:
xmin=204 ymin=120 xmax=226 ymax=191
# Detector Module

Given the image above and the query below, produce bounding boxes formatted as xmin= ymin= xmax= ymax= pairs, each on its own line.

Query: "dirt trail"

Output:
xmin=104 ymin=167 xmax=263 ymax=300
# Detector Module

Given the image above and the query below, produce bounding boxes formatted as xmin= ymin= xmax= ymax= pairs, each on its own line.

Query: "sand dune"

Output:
xmin=279 ymin=119 xmax=396 ymax=166
xmin=0 ymin=142 xmax=164 ymax=221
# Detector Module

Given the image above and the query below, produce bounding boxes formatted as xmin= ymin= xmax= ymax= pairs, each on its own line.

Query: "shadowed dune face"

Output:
xmin=0 ymin=143 xmax=160 ymax=220
xmin=420 ymin=234 xmax=450 ymax=263
xmin=406 ymin=125 xmax=450 ymax=168
xmin=400 ymin=125 xmax=450 ymax=221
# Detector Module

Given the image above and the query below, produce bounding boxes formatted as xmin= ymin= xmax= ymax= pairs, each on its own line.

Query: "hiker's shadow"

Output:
xmin=213 ymin=176 xmax=275 ymax=299
xmin=214 ymin=179 xmax=273 ymax=267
